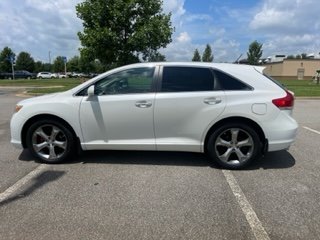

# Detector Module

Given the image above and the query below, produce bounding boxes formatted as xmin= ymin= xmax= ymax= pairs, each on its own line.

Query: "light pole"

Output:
xmin=49 ymin=51 xmax=51 ymax=71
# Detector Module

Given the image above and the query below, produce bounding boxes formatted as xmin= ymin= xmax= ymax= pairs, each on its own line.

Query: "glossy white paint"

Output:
xmin=154 ymin=91 xmax=226 ymax=152
xmin=10 ymin=62 xmax=298 ymax=155
xmin=80 ymin=93 xmax=156 ymax=150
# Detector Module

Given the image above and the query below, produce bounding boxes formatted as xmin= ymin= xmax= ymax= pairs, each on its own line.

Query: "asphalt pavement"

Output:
xmin=0 ymin=89 xmax=319 ymax=240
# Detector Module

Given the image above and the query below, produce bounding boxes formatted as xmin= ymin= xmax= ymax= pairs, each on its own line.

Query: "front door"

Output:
xmin=79 ymin=67 xmax=157 ymax=150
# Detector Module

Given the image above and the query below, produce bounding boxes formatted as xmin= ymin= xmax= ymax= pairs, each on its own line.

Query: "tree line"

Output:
xmin=192 ymin=44 xmax=214 ymax=62
xmin=0 ymin=46 xmax=107 ymax=73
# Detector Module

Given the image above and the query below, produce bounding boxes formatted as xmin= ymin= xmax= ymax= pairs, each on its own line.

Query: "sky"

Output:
xmin=0 ymin=0 xmax=320 ymax=63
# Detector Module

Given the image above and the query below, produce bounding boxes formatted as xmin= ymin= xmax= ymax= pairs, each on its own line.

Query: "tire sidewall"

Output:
xmin=26 ymin=119 xmax=75 ymax=163
xmin=207 ymin=122 xmax=261 ymax=169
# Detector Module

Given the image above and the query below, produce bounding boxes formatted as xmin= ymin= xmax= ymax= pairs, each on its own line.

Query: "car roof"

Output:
xmin=70 ymin=62 xmax=277 ymax=94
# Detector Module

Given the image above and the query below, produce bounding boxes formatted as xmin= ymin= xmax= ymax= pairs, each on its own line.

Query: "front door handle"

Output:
xmin=204 ymin=97 xmax=222 ymax=105
xmin=135 ymin=100 xmax=152 ymax=108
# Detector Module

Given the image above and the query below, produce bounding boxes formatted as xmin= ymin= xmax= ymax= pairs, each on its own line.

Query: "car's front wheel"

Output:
xmin=207 ymin=123 xmax=261 ymax=169
xmin=26 ymin=120 xmax=75 ymax=163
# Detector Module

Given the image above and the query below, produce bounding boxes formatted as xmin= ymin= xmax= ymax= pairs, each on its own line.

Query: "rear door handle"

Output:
xmin=204 ymin=97 xmax=222 ymax=105
xmin=135 ymin=100 xmax=152 ymax=108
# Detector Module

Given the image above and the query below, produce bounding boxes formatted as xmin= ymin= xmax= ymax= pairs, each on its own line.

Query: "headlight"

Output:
xmin=15 ymin=105 xmax=23 ymax=113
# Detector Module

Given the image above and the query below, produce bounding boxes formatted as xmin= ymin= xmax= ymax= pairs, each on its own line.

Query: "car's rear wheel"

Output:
xmin=26 ymin=120 xmax=75 ymax=163
xmin=207 ymin=123 xmax=261 ymax=169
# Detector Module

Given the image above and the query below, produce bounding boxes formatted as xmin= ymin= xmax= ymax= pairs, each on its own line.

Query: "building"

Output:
xmin=265 ymin=55 xmax=287 ymax=63
xmin=263 ymin=59 xmax=320 ymax=80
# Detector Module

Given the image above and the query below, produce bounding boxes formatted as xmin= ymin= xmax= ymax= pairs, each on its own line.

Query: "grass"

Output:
xmin=1 ymin=78 xmax=320 ymax=97
xmin=0 ymin=78 xmax=84 ymax=95
xmin=279 ymin=80 xmax=320 ymax=97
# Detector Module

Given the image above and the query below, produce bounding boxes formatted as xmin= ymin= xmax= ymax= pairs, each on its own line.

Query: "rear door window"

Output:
xmin=161 ymin=67 xmax=215 ymax=92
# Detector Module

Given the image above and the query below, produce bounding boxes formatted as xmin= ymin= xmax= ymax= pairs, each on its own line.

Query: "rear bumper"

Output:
xmin=268 ymin=139 xmax=296 ymax=152
xmin=264 ymin=112 xmax=298 ymax=152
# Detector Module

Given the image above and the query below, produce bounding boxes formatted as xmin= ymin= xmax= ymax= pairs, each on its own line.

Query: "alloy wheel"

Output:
xmin=214 ymin=128 xmax=254 ymax=165
xmin=32 ymin=124 xmax=68 ymax=161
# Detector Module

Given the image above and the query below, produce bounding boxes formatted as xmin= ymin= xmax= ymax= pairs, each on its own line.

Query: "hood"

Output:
xmin=18 ymin=93 xmax=58 ymax=105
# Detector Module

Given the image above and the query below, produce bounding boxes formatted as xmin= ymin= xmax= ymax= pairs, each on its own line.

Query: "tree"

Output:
xmin=247 ymin=40 xmax=263 ymax=65
xmin=286 ymin=55 xmax=295 ymax=59
xmin=67 ymin=56 xmax=81 ymax=72
xmin=296 ymin=54 xmax=301 ymax=59
xmin=147 ymin=50 xmax=166 ymax=62
xmin=76 ymin=0 xmax=174 ymax=67
xmin=0 ymin=46 xmax=15 ymax=72
xmin=53 ymin=56 xmax=65 ymax=72
xmin=202 ymin=44 xmax=213 ymax=62
xmin=301 ymin=53 xmax=308 ymax=59
xmin=34 ymin=61 xmax=43 ymax=73
xmin=16 ymin=52 xmax=35 ymax=72
xmin=42 ymin=63 xmax=52 ymax=72
xmin=192 ymin=49 xmax=201 ymax=62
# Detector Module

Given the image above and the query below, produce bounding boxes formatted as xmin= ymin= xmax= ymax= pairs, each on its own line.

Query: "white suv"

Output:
xmin=11 ymin=63 xmax=298 ymax=169
xmin=37 ymin=72 xmax=56 ymax=79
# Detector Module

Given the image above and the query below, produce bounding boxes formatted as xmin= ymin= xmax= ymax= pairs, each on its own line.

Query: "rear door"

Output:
xmin=154 ymin=66 xmax=226 ymax=152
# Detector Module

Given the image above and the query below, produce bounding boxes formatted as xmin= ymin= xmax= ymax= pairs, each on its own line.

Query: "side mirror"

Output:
xmin=87 ymin=85 xmax=95 ymax=97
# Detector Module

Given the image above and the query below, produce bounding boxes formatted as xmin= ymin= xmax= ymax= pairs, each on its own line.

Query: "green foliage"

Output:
xmin=147 ymin=50 xmax=166 ymax=62
xmin=192 ymin=49 xmax=201 ymax=62
xmin=301 ymin=53 xmax=308 ymax=59
xmin=16 ymin=52 xmax=35 ymax=72
xmin=296 ymin=54 xmax=301 ymax=59
xmin=42 ymin=63 xmax=52 ymax=72
xmin=202 ymin=44 xmax=213 ymax=62
xmin=53 ymin=56 xmax=65 ymax=72
xmin=286 ymin=55 xmax=295 ymax=59
xmin=247 ymin=40 xmax=263 ymax=65
xmin=34 ymin=61 xmax=43 ymax=73
xmin=76 ymin=0 xmax=174 ymax=67
xmin=67 ymin=56 xmax=81 ymax=72
xmin=0 ymin=46 xmax=15 ymax=72
xmin=67 ymin=55 xmax=106 ymax=73
xmin=78 ymin=55 xmax=94 ymax=73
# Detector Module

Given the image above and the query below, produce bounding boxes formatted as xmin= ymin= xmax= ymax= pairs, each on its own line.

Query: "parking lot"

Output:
xmin=0 ymin=89 xmax=319 ymax=240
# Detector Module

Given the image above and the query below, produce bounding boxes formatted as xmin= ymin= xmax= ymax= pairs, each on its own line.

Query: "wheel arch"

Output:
xmin=21 ymin=114 xmax=79 ymax=148
xmin=203 ymin=116 xmax=267 ymax=153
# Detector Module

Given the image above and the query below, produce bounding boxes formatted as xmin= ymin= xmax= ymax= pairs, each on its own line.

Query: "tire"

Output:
xmin=26 ymin=119 xmax=75 ymax=163
xmin=207 ymin=123 xmax=261 ymax=169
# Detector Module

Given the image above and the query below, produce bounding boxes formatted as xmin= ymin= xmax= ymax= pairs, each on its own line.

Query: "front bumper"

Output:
xmin=10 ymin=113 xmax=26 ymax=149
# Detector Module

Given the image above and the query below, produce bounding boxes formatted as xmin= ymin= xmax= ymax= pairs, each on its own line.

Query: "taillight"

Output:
xmin=272 ymin=90 xmax=294 ymax=110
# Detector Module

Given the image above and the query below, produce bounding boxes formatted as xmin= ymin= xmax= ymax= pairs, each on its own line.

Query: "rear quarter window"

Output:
xmin=263 ymin=74 xmax=287 ymax=90
xmin=213 ymin=69 xmax=252 ymax=91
